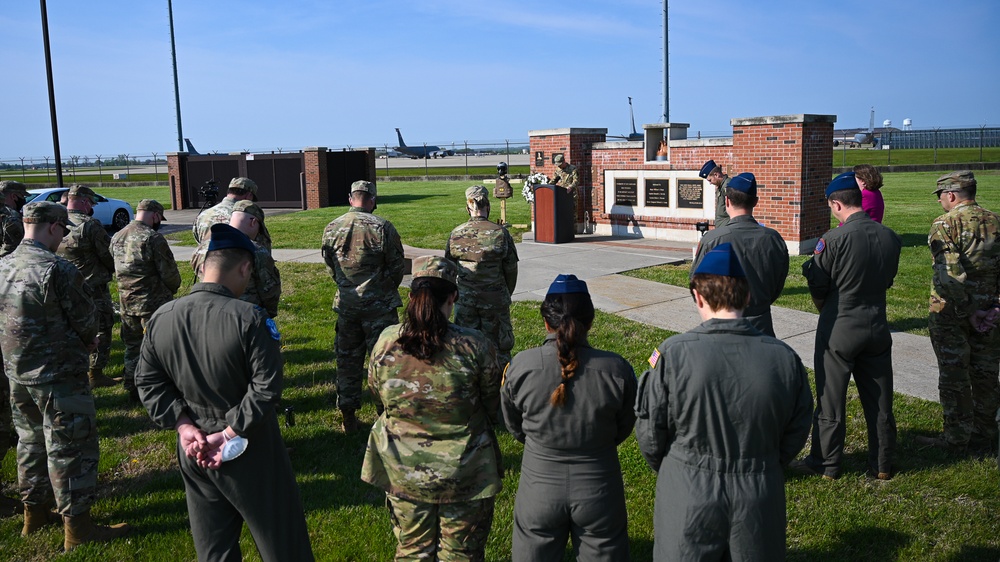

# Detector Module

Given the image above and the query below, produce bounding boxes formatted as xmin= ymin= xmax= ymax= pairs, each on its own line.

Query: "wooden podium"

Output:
xmin=533 ymin=184 xmax=575 ymax=244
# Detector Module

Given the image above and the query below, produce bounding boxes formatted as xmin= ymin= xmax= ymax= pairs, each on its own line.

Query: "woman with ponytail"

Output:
xmin=362 ymin=256 xmax=503 ymax=561
xmin=501 ymin=274 xmax=637 ymax=561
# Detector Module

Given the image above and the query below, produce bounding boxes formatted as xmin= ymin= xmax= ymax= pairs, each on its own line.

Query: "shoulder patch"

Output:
xmin=266 ymin=318 xmax=281 ymax=341
xmin=814 ymin=238 xmax=826 ymax=254
xmin=647 ymin=348 xmax=661 ymax=369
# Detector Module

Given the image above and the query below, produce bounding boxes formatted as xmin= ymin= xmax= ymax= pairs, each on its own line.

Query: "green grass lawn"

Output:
xmin=626 ymin=170 xmax=1000 ymax=337
xmin=2 ymin=172 xmax=998 ymax=560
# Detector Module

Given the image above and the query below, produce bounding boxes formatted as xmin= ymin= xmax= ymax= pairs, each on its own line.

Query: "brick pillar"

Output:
xmin=528 ymin=128 xmax=608 ymax=226
xmin=167 ymin=152 xmax=189 ymax=210
xmin=730 ymin=114 xmax=835 ymax=253
xmin=303 ymin=147 xmax=328 ymax=210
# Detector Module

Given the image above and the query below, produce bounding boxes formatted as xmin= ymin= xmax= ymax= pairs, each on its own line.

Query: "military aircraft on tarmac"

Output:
xmin=394 ymin=128 xmax=455 ymax=159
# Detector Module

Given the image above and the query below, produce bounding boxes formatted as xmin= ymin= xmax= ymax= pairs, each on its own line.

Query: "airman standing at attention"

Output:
xmin=111 ymin=199 xmax=180 ymax=402
xmin=192 ymin=177 xmax=259 ymax=245
xmin=58 ymin=185 xmax=120 ymax=388
xmin=551 ymin=154 xmax=580 ymax=230
xmin=322 ymin=180 xmax=405 ymax=432
xmin=792 ymin=172 xmax=902 ymax=481
xmin=0 ymin=180 xmax=28 ymax=258
xmin=691 ymin=172 xmax=788 ymax=336
xmin=915 ymin=171 xmax=1000 ymax=458
xmin=699 ymin=159 xmax=731 ymax=228
xmin=446 ymin=185 xmax=518 ymax=368
xmin=0 ymin=201 xmax=130 ymax=550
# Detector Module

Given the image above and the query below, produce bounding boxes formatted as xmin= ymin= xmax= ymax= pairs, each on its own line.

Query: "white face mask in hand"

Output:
xmin=221 ymin=435 xmax=248 ymax=462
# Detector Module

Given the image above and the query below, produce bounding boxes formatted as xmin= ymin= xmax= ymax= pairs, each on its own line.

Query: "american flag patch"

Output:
xmin=647 ymin=349 xmax=661 ymax=368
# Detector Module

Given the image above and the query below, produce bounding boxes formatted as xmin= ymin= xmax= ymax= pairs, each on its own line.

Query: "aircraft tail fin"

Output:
xmin=184 ymin=138 xmax=201 ymax=155
xmin=395 ymin=128 xmax=407 ymax=148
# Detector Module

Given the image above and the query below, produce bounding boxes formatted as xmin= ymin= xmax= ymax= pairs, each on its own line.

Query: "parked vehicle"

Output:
xmin=26 ymin=187 xmax=134 ymax=231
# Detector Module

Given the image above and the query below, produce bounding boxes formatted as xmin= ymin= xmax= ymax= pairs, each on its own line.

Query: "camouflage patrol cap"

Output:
xmin=232 ymin=199 xmax=270 ymax=241
xmin=933 ymin=170 xmax=976 ymax=194
xmin=66 ymin=184 xmax=98 ymax=202
xmin=553 ymin=154 xmax=565 ymax=165
xmin=0 ymin=180 xmax=28 ymax=195
xmin=22 ymin=201 xmax=75 ymax=227
xmin=229 ymin=177 xmax=258 ymax=193
xmin=137 ymin=199 xmax=167 ymax=221
xmin=351 ymin=180 xmax=377 ymax=197
xmin=465 ymin=185 xmax=489 ymax=202
xmin=411 ymin=256 xmax=458 ymax=286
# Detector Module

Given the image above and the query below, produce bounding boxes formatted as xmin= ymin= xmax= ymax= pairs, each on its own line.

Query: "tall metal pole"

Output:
xmin=662 ymin=0 xmax=669 ymax=123
xmin=168 ymin=0 xmax=184 ymax=152
xmin=39 ymin=0 xmax=64 ymax=186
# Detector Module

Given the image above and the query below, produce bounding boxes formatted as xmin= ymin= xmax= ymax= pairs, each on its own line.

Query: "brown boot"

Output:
xmin=63 ymin=510 xmax=130 ymax=551
xmin=88 ymin=367 xmax=122 ymax=389
xmin=341 ymin=410 xmax=359 ymax=433
xmin=22 ymin=503 xmax=62 ymax=536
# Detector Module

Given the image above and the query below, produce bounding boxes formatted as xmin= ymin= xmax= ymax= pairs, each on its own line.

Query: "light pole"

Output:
xmin=39 ymin=0 xmax=64 ymax=186
xmin=168 ymin=0 xmax=184 ymax=152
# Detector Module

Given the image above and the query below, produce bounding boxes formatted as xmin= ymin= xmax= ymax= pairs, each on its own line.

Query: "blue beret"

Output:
xmin=825 ymin=172 xmax=859 ymax=198
xmin=547 ymin=274 xmax=589 ymax=295
xmin=693 ymin=242 xmax=746 ymax=278
xmin=699 ymin=160 xmax=718 ymax=179
xmin=727 ymin=172 xmax=757 ymax=196
xmin=207 ymin=223 xmax=256 ymax=256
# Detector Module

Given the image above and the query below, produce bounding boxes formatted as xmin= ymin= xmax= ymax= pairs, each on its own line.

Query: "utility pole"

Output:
xmin=40 ymin=0 xmax=64 ymax=186
xmin=168 ymin=0 xmax=184 ymax=152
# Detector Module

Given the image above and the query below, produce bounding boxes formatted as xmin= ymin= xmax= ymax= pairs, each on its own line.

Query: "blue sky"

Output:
xmin=2 ymin=0 xmax=997 ymax=158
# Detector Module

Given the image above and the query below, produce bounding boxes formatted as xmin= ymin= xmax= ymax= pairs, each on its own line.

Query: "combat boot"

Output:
xmin=341 ymin=410 xmax=359 ymax=433
xmin=88 ymin=367 xmax=122 ymax=389
xmin=22 ymin=503 xmax=62 ymax=536
xmin=63 ymin=510 xmax=130 ymax=551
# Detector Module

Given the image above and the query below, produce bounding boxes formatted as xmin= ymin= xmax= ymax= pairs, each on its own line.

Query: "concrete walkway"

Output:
xmin=168 ymin=231 xmax=940 ymax=403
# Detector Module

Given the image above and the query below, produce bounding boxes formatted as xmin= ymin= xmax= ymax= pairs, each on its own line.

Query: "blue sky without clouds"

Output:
xmin=2 ymin=0 xmax=997 ymax=157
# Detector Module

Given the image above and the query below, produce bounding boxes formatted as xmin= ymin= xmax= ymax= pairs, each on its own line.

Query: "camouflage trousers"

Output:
xmin=10 ymin=375 xmax=99 ymax=515
xmin=335 ymin=308 xmax=398 ymax=412
xmin=387 ymin=494 xmax=495 ymax=562
xmin=0 ymin=358 xmax=11 ymax=461
xmin=90 ymin=284 xmax=115 ymax=372
xmin=929 ymin=313 xmax=1000 ymax=450
xmin=120 ymin=312 xmax=151 ymax=384
xmin=454 ymin=303 xmax=514 ymax=369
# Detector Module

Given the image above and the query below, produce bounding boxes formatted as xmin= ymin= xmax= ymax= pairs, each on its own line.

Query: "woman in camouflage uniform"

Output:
xmin=501 ymin=274 xmax=637 ymax=561
xmin=362 ymin=256 xmax=502 ymax=561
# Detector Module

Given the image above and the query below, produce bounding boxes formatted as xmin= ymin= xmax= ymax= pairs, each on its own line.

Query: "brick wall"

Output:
xmin=529 ymin=115 xmax=836 ymax=252
xmin=166 ymin=152 xmax=188 ymax=210
xmin=303 ymin=147 xmax=328 ymax=210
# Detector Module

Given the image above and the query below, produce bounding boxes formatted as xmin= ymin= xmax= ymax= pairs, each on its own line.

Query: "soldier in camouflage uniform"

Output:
xmin=0 ymin=179 xmax=28 ymax=516
xmin=700 ymin=159 xmax=732 ymax=228
xmin=446 ymin=185 xmax=518 ymax=367
xmin=191 ymin=177 xmax=259 ymax=245
xmin=111 ymin=199 xmax=180 ymax=402
xmin=551 ymin=154 xmax=580 ymax=229
xmin=363 ymin=256 xmax=502 ymax=561
xmin=0 ymin=201 xmax=129 ymax=550
xmin=58 ymin=185 xmax=120 ymax=388
xmin=915 ymin=171 xmax=1000 ymax=456
xmin=0 ymin=180 xmax=28 ymax=257
xmin=691 ymin=172 xmax=788 ymax=336
xmin=192 ymin=200 xmax=281 ymax=317
xmin=322 ymin=180 xmax=405 ymax=432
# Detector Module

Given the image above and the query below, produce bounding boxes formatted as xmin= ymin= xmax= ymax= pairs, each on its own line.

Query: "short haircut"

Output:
xmin=827 ymin=187 xmax=862 ymax=208
xmin=853 ymin=164 xmax=883 ymax=191
xmin=951 ymin=185 xmax=978 ymax=200
xmin=227 ymin=187 xmax=252 ymax=197
xmin=689 ymin=274 xmax=750 ymax=312
xmin=725 ymin=188 xmax=757 ymax=210
xmin=349 ymin=191 xmax=373 ymax=205
xmin=710 ymin=166 xmax=723 ymax=176
xmin=204 ymin=247 xmax=252 ymax=272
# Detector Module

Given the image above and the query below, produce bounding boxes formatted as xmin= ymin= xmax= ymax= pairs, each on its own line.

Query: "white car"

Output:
xmin=26 ymin=187 xmax=134 ymax=231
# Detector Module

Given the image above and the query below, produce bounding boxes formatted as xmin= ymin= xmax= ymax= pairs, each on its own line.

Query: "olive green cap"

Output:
xmin=411 ymin=256 xmax=457 ymax=286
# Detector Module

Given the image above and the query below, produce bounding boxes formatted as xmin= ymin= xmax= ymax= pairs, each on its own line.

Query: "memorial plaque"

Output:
xmin=676 ymin=179 xmax=704 ymax=209
xmin=614 ymin=178 xmax=638 ymax=206
xmin=535 ymin=151 xmax=545 ymax=167
xmin=645 ymin=179 xmax=670 ymax=207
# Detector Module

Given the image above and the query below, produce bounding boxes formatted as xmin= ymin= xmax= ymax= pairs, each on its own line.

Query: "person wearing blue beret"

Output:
xmin=691 ymin=172 xmax=789 ymax=336
xmin=791 ymin=172 xmax=903 ymax=481
xmin=636 ymin=243 xmax=813 ymax=560
xmin=501 ymin=274 xmax=638 ymax=560
xmin=699 ymin=159 xmax=731 ymax=228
